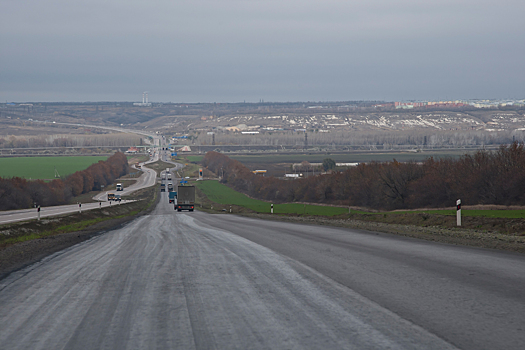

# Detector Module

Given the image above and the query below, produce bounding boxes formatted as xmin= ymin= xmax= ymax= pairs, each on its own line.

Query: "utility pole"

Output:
xmin=304 ymin=132 xmax=308 ymax=150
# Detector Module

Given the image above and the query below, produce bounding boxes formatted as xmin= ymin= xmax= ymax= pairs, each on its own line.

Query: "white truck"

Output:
xmin=116 ymin=183 xmax=123 ymax=191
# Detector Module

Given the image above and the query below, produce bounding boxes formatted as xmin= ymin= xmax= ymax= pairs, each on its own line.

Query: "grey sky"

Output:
xmin=2 ymin=0 xmax=524 ymax=103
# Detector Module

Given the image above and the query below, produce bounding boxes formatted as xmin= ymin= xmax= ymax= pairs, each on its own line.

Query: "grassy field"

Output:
xmin=173 ymin=156 xmax=203 ymax=178
xmin=145 ymin=160 xmax=175 ymax=176
xmin=196 ymin=180 xmax=525 ymax=219
xmin=0 ymin=156 xmax=108 ymax=180
xmin=395 ymin=209 xmax=525 ymax=219
xmin=196 ymin=180 xmax=349 ymax=216
xmin=126 ymin=154 xmax=149 ymax=164
xmin=186 ymin=151 xmax=473 ymax=165
xmin=186 ymin=151 xmax=477 ymax=178
xmin=187 ymin=156 xmax=203 ymax=162
xmin=228 ymin=150 xmax=473 ymax=164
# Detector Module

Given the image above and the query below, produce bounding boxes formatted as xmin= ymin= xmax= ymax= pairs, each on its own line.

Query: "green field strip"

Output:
xmin=196 ymin=180 xmax=524 ymax=219
xmin=186 ymin=156 xmax=204 ymax=162
xmin=228 ymin=150 xmax=472 ymax=164
xmin=0 ymin=156 xmax=108 ymax=179
xmin=196 ymin=180 xmax=350 ymax=216
xmin=185 ymin=150 xmax=473 ymax=166
xmin=391 ymin=209 xmax=525 ymax=219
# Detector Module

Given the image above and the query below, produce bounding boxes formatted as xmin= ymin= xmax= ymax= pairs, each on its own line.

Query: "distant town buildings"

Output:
xmin=392 ymin=99 xmax=525 ymax=109
xmin=395 ymin=101 xmax=468 ymax=109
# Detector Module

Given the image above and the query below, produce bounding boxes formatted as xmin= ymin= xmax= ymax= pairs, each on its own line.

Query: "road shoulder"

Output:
xmin=236 ymin=212 xmax=525 ymax=254
xmin=0 ymin=187 xmax=159 ymax=280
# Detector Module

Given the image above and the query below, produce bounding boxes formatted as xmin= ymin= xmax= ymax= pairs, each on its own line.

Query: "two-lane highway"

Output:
xmin=92 ymin=163 xmax=157 ymax=202
xmin=0 ymin=201 xmax=132 ymax=225
xmin=1 ymin=192 xmax=524 ymax=349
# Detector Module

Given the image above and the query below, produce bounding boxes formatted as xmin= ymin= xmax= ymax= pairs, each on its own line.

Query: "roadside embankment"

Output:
xmin=239 ymin=212 xmax=525 ymax=254
xmin=0 ymin=186 xmax=158 ymax=280
xmin=195 ymin=181 xmax=525 ymax=253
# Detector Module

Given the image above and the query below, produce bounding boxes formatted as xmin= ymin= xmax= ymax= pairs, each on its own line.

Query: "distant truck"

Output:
xmin=160 ymin=183 xmax=166 ymax=192
xmin=107 ymin=193 xmax=116 ymax=201
xmin=175 ymin=185 xmax=195 ymax=212
xmin=168 ymin=191 xmax=177 ymax=204
xmin=116 ymin=183 xmax=123 ymax=191
xmin=168 ymin=183 xmax=174 ymax=192
xmin=167 ymin=173 xmax=172 ymax=180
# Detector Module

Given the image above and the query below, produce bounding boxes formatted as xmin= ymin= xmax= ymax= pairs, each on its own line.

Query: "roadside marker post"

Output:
xmin=456 ymin=199 xmax=461 ymax=226
xmin=37 ymin=206 xmax=41 ymax=221
xmin=79 ymin=203 xmax=82 ymax=214
xmin=271 ymin=204 xmax=274 ymax=214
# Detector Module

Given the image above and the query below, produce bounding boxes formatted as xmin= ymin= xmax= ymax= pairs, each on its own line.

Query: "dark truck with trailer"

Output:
xmin=175 ymin=185 xmax=195 ymax=212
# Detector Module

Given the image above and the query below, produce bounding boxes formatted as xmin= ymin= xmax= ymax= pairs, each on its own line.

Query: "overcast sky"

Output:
xmin=2 ymin=0 xmax=524 ymax=103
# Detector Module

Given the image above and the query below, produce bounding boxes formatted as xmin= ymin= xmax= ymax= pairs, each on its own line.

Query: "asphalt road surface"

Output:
xmin=1 ymin=194 xmax=524 ymax=349
xmin=0 ymin=200 xmax=134 ymax=225
xmin=93 ymin=148 xmax=159 ymax=202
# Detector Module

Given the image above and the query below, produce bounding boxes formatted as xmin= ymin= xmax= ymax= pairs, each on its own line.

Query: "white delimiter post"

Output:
xmin=456 ymin=199 xmax=461 ymax=226
xmin=271 ymin=204 xmax=274 ymax=214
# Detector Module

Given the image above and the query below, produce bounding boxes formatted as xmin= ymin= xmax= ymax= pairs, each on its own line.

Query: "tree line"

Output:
xmin=193 ymin=129 xmax=525 ymax=149
xmin=0 ymin=133 xmax=141 ymax=149
xmin=0 ymin=152 xmax=129 ymax=210
xmin=202 ymin=143 xmax=525 ymax=210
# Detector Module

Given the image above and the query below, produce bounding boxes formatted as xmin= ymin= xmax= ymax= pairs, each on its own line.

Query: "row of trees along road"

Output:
xmin=202 ymin=142 xmax=525 ymax=210
xmin=0 ymin=152 xmax=129 ymax=210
